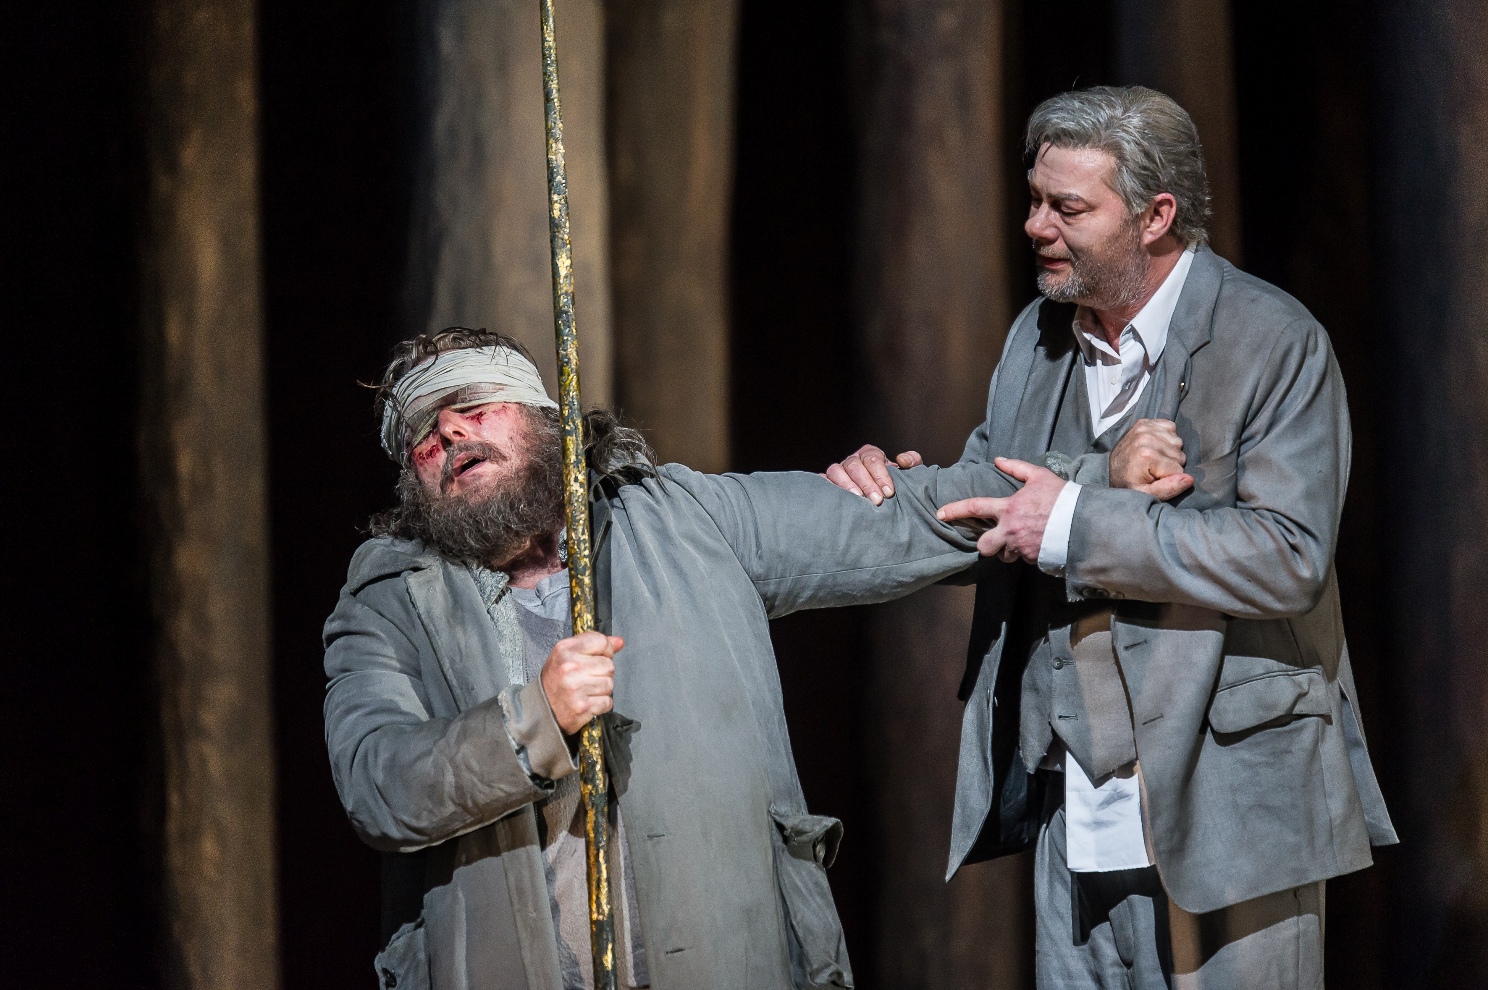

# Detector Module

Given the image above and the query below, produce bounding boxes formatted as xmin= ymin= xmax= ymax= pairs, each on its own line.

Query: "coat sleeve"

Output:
xmin=662 ymin=459 xmax=1017 ymax=618
xmin=1065 ymin=318 xmax=1348 ymax=619
xmin=322 ymin=573 xmax=559 ymax=853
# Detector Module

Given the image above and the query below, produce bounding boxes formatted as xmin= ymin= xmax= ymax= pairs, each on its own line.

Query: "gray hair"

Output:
xmin=1026 ymin=86 xmax=1210 ymax=247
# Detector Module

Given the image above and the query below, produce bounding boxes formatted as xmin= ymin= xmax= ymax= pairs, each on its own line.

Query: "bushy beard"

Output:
xmin=1036 ymin=216 xmax=1149 ymax=311
xmin=381 ymin=412 xmax=566 ymax=568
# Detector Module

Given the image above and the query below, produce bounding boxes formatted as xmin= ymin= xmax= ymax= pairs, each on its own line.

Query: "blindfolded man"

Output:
xmin=326 ymin=328 xmax=1054 ymax=990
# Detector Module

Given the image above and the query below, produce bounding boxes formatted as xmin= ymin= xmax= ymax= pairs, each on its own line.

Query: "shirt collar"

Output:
xmin=1072 ymin=247 xmax=1196 ymax=365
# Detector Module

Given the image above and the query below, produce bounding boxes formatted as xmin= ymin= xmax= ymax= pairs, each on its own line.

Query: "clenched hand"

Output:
xmin=1111 ymin=418 xmax=1193 ymax=499
xmin=541 ymin=630 xmax=622 ymax=734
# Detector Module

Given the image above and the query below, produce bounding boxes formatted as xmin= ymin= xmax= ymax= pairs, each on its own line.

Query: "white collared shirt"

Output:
xmin=1039 ymin=247 xmax=1194 ymax=574
xmin=1036 ymin=248 xmax=1194 ymax=873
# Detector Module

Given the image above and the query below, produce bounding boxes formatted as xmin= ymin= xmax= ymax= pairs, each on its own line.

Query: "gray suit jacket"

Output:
xmin=948 ymin=247 xmax=1397 ymax=913
xmin=324 ymin=463 xmax=996 ymax=990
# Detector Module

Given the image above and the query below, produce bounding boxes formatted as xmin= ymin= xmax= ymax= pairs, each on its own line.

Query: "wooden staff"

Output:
xmin=538 ymin=2 xmax=617 ymax=987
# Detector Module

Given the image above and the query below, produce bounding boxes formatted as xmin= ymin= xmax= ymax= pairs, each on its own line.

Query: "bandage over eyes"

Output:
xmin=380 ymin=345 xmax=558 ymax=462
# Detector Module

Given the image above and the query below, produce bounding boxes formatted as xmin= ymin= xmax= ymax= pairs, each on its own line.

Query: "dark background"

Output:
xmin=4 ymin=0 xmax=1463 ymax=986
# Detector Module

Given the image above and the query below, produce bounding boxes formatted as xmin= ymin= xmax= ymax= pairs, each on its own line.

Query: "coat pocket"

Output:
xmin=373 ymin=918 xmax=430 ymax=990
xmin=1208 ymin=668 xmax=1331 ymax=735
xmin=769 ymin=807 xmax=853 ymax=989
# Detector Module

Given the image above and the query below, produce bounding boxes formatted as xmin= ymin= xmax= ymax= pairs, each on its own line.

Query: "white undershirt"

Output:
xmin=1037 ymin=247 xmax=1194 ymax=872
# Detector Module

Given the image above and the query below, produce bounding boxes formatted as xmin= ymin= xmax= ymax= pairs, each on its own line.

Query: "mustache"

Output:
xmin=439 ymin=439 xmax=510 ymax=491
xmin=1032 ymin=243 xmax=1074 ymax=262
xmin=378 ymin=412 xmax=567 ymax=569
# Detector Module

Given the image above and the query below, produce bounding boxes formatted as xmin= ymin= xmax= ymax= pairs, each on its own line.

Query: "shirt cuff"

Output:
xmin=1037 ymin=482 xmax=1082 ymax=576
xmin=499 ymin=677 xmax=580 ymax=783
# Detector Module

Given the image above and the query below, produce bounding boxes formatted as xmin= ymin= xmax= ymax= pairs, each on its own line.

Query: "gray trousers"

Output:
xmin=1035 ymin=776 xmax=1325 ymax=990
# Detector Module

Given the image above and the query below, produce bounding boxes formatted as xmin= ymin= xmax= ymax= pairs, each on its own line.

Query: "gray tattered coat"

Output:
xmin=323 ymin=463 xmax=990 ymax=990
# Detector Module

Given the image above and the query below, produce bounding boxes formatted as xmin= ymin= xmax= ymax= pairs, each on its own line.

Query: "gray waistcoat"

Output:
xmin=1017 ymin=356 xmax=1156 ymax=783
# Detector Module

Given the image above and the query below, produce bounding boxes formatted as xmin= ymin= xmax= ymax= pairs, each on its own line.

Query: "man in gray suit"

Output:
xmin=325 ymin=328 xmax=1062 ymax=990
xmin=829 ymin=87 xmax=1397 ymax=988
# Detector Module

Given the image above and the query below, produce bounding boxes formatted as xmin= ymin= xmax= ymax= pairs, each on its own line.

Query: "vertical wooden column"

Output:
xmin=407 ymin=0 xmax=612 ymax=404
xmin=139 ymin=2 xmax=280 ymax=988
xmin=1111 ymin=0 xmax=1243 ymax=264
xmin=1376 ymin=2 xmax=1488 ymax=983
xmin=852 ymin=1 xmax=1028 ymax=985
xmin=606 ymin=0 xmax=739 ymax=471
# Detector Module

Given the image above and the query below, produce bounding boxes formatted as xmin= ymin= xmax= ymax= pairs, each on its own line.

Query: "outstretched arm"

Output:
xmin=662 ymin=458 xmax=1030 ymax=618
xmin=824 ymin=419 xmax=1192 ymax=504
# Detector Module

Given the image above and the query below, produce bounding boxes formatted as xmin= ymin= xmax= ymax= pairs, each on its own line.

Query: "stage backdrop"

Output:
xmin=6 ymin=1 xmax=1486 ymax=988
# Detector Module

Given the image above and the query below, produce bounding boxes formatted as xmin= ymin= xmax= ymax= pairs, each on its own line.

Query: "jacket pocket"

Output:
xmin=373 ymin=918 xmax=430 ymax=990
xmin=1208 ymin=668 xmax=1331 ymax=735
xmin=769 ymin=807 xmax=853 ymax=989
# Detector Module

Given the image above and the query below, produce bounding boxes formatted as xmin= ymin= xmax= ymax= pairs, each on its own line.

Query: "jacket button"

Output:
xmin=1052 ymin=658 xmax=1066 ymax=669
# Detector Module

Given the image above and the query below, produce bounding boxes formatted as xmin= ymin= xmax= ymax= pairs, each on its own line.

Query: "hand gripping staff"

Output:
xmin=538 ymin=3 xmax=617 ymax=988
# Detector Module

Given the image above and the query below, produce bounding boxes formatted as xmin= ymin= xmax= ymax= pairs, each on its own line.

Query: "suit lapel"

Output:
xmin=1151 ymin=246 xmax=1225 ymax=421
xmin=1114 ymin=250 xmax=1229 ymax=714
xmin=1007 ymin=300 xmax=1080 ymax=461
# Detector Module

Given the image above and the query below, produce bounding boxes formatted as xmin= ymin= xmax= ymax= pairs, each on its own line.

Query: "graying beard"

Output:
xmin=1036 ymin=224 xmax=1148 ymax=311
xmin=388 ymin=418 xmax=566 ymax=567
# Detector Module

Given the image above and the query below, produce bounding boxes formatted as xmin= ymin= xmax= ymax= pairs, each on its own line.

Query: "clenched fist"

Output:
xmin=1111 ymin=418 xmax=1193 ymax=499
xmin=540 ymin=630 xmax=622 ymax=734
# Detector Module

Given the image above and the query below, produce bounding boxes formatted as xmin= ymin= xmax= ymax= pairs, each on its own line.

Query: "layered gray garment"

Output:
xmin=1016 ymin=365 xmax=1150 ymax=788
xmin=324 ymin=463 xmax=993 ymax=990
xmin=500 ymin=569 xmax=648 ymax=989
xmin=948 ymin=246 xmax=1398 ymax=913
